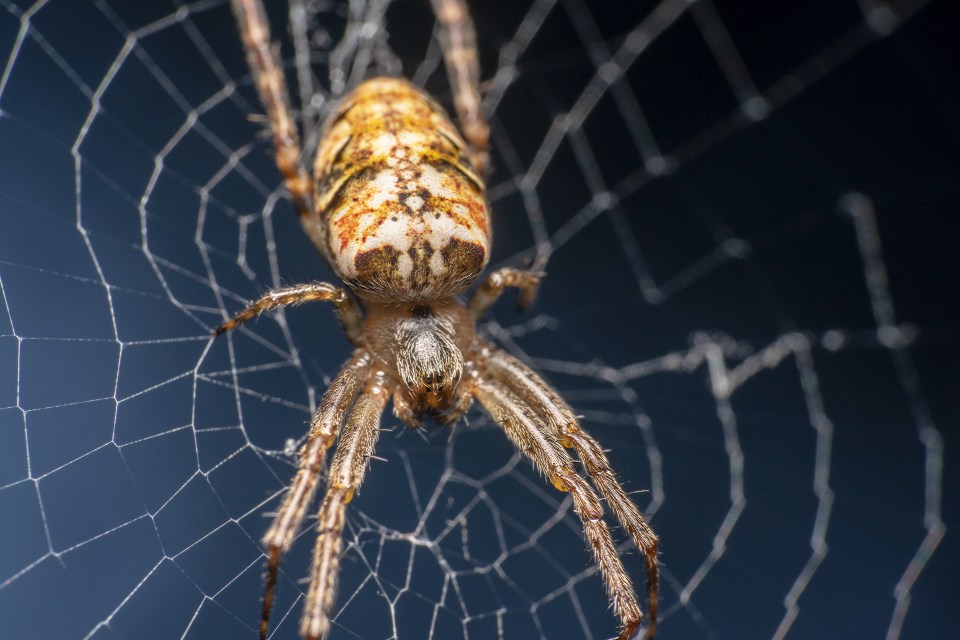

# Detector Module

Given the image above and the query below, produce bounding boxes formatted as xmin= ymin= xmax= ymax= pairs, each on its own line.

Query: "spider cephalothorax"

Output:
xmin=218 ymin=1 xmax=659 ymax=639
xmin=366 ymin=300 xmax=474 ymax=421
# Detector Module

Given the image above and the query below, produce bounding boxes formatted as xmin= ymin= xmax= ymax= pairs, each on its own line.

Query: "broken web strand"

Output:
xmin=0 ymin=1 xmax=954 ymax=640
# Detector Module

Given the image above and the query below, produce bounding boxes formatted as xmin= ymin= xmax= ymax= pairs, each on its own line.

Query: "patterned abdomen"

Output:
xmin=313 ymin=77 xmax=490 ymax=301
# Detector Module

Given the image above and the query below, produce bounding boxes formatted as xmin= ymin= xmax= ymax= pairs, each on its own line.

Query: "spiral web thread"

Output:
xmin=0 ymin=0 xmax=952 ymax=639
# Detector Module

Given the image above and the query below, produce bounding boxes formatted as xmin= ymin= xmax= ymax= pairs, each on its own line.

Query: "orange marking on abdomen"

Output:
xmin=313 ymin=78 xmax=491 ymax=301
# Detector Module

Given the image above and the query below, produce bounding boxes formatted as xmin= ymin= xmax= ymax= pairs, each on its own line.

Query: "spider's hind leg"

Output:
xmin=231 ymin=0 xmax=327 ymax=253
xmin=430 ymin=0 xmax=489 ymax=174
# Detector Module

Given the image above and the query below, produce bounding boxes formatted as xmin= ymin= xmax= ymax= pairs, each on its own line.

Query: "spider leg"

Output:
xmin=231 ymin=0 xmax=328 ymax=256
xmin=301 ymin=369 xmax=391 ymax=640
xmin=467 ymin=267 xmax=543 ymax=319
xmin=471 ymin=376 xmax=643 ymax=640
xmin=258 ymin=350 xmax=370 ymax=640
xmin=429 ymin=0 xmax=489 ymax=174
xmin=485 ymin=349 xmax=660 ymax=638
xmin=214 ymin=282 xmax=363 ymax=344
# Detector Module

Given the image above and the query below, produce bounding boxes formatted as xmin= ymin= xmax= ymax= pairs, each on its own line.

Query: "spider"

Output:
xmin=218 ymin=0 xmax=659 ymax=638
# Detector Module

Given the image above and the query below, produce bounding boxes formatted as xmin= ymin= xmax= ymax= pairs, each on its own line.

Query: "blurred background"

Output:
xmin=0 ymin=0 xmax=956 ymax=639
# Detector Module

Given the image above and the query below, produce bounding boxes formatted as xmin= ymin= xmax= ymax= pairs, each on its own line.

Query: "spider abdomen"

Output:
xmin=313 ymin=77 xmax=491 ymax=301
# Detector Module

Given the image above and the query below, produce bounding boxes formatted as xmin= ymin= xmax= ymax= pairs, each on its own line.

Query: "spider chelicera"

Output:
xmin=218 ymin=1 xmax=659 ymax=638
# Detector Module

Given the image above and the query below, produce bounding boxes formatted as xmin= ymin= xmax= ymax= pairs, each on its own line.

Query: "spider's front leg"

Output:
xmin=214 ymin=282 xmax=363 ymax=345
xmin=485 ymin=350 xmax=660 ymax=637
xmin=467 ymin=267 xmax=543 ymax=319
xmin=471 ymin=375 xmax=644 ymax=640
xmin=301 ymin=369 xmax=391 ymax=640
xmin=255 ymin=351 xmax=371 ymax=640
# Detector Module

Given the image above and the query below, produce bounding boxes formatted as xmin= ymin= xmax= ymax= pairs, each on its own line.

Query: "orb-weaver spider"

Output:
xmin=218 ymin=1 xmax=659 ymax=637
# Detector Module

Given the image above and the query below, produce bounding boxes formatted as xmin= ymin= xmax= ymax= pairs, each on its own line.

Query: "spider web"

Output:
xmin=0 ymin=0 xmax=956 ymax=638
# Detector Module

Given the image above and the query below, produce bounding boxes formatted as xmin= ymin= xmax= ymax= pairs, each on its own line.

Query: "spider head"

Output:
xmin=393 ymin=306 xmax=464 ymax=411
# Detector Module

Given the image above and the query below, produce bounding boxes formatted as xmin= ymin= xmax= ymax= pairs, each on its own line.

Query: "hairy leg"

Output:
xmin=430 ymin=0 xmax=489 ymax=174
xmin=485 ymin=349 xmax=659 ymax=637
xmin=215 ymin=281 xmax=363 ymax=344
xmin=467 ymin=268 xmax=542 ymax=319
xmin=257 ymin=351 xmax=371 ymax=640
xmin=301 ymin=370 xmax=391 ymax=640
xmin=472 ymin=376 xmax=643 ymax=640
xmin=230 ymin=0 xmax=330 ymax=256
